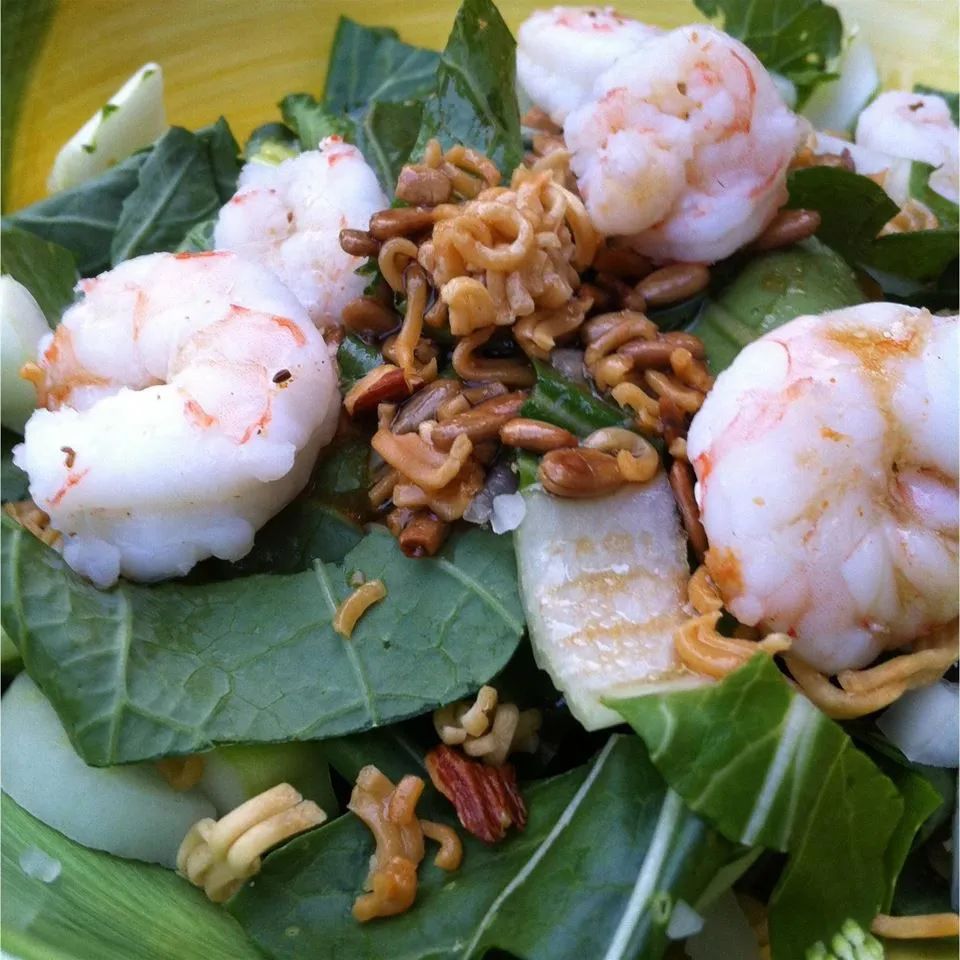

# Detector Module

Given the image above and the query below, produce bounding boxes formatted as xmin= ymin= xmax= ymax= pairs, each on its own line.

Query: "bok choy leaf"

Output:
xmin=1 ymin=792 xmax=260 ymax=960
xmin=229 ymin=735 xmax=756 ymax=960
xmin=1 ymin=516 xmax=523 ymax=766
xmin=611 ymin=656 xmax=935 ymax=960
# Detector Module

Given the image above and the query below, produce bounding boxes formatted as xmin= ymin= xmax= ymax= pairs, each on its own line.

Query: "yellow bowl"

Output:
xmin=3 ymin=2 xmax=958 ymax=959
xmin=6 ymin=0 xmax=958 ymax=212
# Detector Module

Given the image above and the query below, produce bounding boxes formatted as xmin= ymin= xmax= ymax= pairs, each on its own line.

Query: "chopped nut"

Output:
xmin=397 ymin=510 xmax=451 ymax=557
xmin=344 ymin=365 xmax=414 ymax=416
xmin=391 ymin=380 xmax=461 ymax=434
xmin=425 ymin=745 xmax=527 ymax=844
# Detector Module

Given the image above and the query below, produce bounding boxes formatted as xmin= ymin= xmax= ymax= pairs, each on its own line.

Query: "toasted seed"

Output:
xmin=578 ymin=282 xmax=614 ymax=313
xmin=396 ymin=166 xmax=453 ymax=206
xmin=583 ymin=311 xmax=656 ymax=366
xmin=342 ymin=296 xmax=399 ymax=336
xmin=391 ymin=380 xmax=462 ymax=435
xmin=616 ymin=338 xmax=676 ymax=368
xmin=752 ymin=208 xmax=821 ymax=251
xmin=539 ymin=448 xmax=625 ymax=498
xmin=500 ymin=418 xmax=579 ymax=452
xmin=661 ymin=331 xmax=707 ymax=358
xmin=430 ymin=392 xmax=528 ymax=450
xmin=581 ymin=311 xmax=625 ymax=344
xmin=460 ymin=382 xmax=509 ymax=406
xmin=339 ymin=228 xmax=381 ymax=257
xmin=669 ymin=460 xmax=708 ymax=559
xmin=591 ymin=245 xmax=653 ymax=280
xmin=369 ymin=207 xmax=437 ymax=240
xmin=658 ymin=393 xmax=687 ymax=449
xmin=638 ymin=263 xmax=710 ymax=306
xmin=622 ymin=287 xmax=647 ymax=313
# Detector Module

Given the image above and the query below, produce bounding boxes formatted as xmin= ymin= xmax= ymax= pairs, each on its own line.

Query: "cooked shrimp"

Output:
xmin=214 ymin=136 xmax=387 ymax=332
xmin=856 ymin=91 xmax=959 ymax=202
xmin=516 ymin=6 xmax=661 ymax=125
xmin=563 ymin=25 xmax=806 ymax=263
xmin=14 ymin=251 xmax=339 ymax=587
xmin=687 ymin=303 xmax=958 ymax=674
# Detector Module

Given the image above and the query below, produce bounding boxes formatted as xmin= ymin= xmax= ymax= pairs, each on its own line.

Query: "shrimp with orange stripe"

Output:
xmin=559 ymin=23 xmax=806 ymax=263
xmin=14 ymin=250 xmax=339 ymax=587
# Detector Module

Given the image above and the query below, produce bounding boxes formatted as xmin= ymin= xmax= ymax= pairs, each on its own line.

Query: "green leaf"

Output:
xmin=688 ymin=240 xmax=866 ymax=373
xmin=909 ymin=161 xmax=959 ymax=229
xmin=195 ymin=117 xmax=242 ymax=204
xmin=212 ymin=439 xmax=370 ymax=578
xmin=3 ymin=150 xmax=148 ymax=276
xmin=1 ymin=0 xmax=58 ymax=210
xmin=0 ymin=225 xmax=77 ymax=325
xmin=353 ymin=99 xmax=425 ymax=194
xmin=279 ymin=93 xmax=356 ymax=150
xmin=693 ymin=0 xmax=843 ymax=102
xmin=414 ymin=0 xmax=524 ymax=179
xmin=610 ymin=656 xmax=907 ymax=960
xmin=337 ymin=333 xmax=382 ymax=390
xmin=280 ymin=93 xmax=422 ymax=196
xmin=867 ymin=229 xmax=959 ymax=283
xmin=889 ymin=844 xmax=956 ymax=917
xmin=243 ymin=121 xmax=300 ymax=164
xmin=877 ymin=765 xmax=943 ymax=910
xmin=306 ymin=435 xmax=371 ymax=515
xmin=1 ymin=792 xmax=261 ymax=960
xmin=787 ymin=166 xmax=897 ymax=264
xmin=209 ymin=501 xmax=363 ymax=578
xmin=2 ymin=515 xmax=524 ymax=766
xmin=322 ymin=17 xmax=439 ymax=114
xmin=109 ymin=121 xmax=240 ymax=265
xmin=229 ymin=735 xmax=754 ymax=960
xmin=175 ymin=217 xmax=216 ymax=254
xmin=913 ymin=83 xmax=959 ymax=125
xmin=514 ymin=449 xmax=540 ymax=489
xmin=522 ymin=359 xmax=629 ymax=436
xmin=1 ymin=428 xmax=29 ymax=502
xmin=787 ymin=165 xmax=960 ymax=289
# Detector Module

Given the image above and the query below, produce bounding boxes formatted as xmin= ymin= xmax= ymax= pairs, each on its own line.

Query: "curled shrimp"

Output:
xmin=687 ymin=303 xmax=958 ymax=674
xmin=14 ymin=251 xmax=340 ymax=587
xmin=516 ymin=6 xmax=661 ymax=125
xmin=855 ymin=91 xmax=959 ymax=203
xmin=563 ymin=25 xmax=806 ymax=263
xmin=214 ymin=136 xmax=387 ymax=331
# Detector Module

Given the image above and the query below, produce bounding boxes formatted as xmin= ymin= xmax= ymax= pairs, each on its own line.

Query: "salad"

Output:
xmin=1 ymin=0 xmax=958 ymax=958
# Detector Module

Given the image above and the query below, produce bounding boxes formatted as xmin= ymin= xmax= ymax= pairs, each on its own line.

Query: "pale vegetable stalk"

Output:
xmin=48 ymin=63 xmax=167 ymax=193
